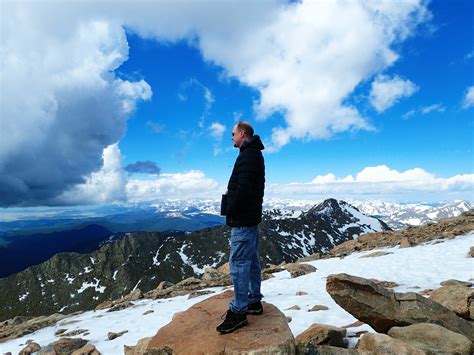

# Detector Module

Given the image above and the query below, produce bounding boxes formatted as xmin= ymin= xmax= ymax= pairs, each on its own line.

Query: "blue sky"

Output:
xmin=1 ymin=0 xmax=473 ymax=208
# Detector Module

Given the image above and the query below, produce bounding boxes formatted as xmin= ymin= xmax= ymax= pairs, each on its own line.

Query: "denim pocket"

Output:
xmin=231 ymin=227 xmax=251 ymax=242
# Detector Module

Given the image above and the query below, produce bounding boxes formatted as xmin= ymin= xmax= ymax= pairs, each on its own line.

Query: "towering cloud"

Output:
xmin=1 ymin=0 xmax=429 ymax=206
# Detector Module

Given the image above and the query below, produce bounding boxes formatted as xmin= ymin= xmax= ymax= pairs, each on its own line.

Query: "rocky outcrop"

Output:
xmin=125 ymin=290 xmax=295 ymax=354
xmin=326 ymin=273 xmax=474 ymax=341
xmin=387 ymin=323 xmax=472 ymax=354
xmin=0 ymin=313 xmax=68 ymax=343
xmin=429 ymin=285 xmax=473 ymax=320
xmin=331 ymin=210 xmax=474 ymax=256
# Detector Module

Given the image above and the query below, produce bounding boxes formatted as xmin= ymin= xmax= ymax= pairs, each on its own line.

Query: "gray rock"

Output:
xmin=357 ymin=333 xmax=426 ymax=354
xmin=326 ymin=273 xmax=474 ymax=341
xmin=388 ymin=323 xmax=472 ymax=355
xmin=429 ymin=285 xmax=473 ymax=320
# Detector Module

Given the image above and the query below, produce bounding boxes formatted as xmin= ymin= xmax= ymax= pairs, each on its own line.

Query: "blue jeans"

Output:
xmin=229 ymin=226 xmax=263 ymax=314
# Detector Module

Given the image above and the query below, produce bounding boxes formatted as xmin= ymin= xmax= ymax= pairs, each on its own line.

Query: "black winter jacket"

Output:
xmin=226 ymin=135 xmax=265 ymax=227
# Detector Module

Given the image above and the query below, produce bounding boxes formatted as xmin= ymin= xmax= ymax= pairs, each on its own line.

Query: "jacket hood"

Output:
xmin=240 ymin=135 xmax=265 ymax=152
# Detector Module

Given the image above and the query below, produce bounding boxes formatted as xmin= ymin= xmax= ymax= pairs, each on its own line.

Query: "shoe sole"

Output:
xmin=217 ymin=319 xmax=248 ymax=334
xmin=246 ymin=309 xmax=263 ymax=315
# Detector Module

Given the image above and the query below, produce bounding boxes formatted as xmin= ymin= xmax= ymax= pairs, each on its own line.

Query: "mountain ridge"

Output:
xmin=0 ymin=199 xmax=389 ymax=321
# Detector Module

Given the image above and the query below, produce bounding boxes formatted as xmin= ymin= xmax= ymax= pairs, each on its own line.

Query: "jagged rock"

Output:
xmin=295 ymin=323 xmax=347 ymax=351
xmin=217 ymin=262 xmax=230 ymax=274
xmin=128 ymin=290 xmax=295 ymax=354
xmin=440 ymin=279 xmax=472 ymax=287
xmin=122 ymin=289 xmax=143 ymax=302
xmin=177 ymin=276 xmax=206 ymax=287
xmin=71 ymin=344 xmax=101 ymax=355
xmin=124 ymin=337 xmax=152 ymax=355
xmin=326 ymin=273 xmax=474 ymax=340
xmin=61 ymin=329 xmax=88 ymax=337
xmin=262 ymin=264 xmax=285 ymax=275
xmin=200 ymin=268 xmax=232 ymax=287
xmin=388 ymin=323 xmax=472 ymax=354
xmin=54 ymin=328 xmax=67 ymax=336
xmin=469 ymin=246 xmax=474 ymax=257
xmin=50 ymin=337 xmax=88 ymax=354
xmin=0 ymin=313 xmax=68 ymax=343
xmin=357 ymin=333 xmax=426 ymax=354
xmin=188 ymin=290 xmax=215 ymax=299
xmin=201 ymin=268 xmax=223 ymax=281
xmin=360 ymin=251 xmax=392 ymax=258
xmin=108 ymin=330 xmax=128 ymax=340
xmin=429 ymin=285 xmax=474 ymax=320
xmin=142 ymin=310 xmax=154 ymax=315
xmin=283 ymin=263 xmax=317 ymax=278
xmin=19 ymin=341 xmax=41 ymax=355
xmin=309 ymin=305 xmax=329 ymax=312
xmin=369 ymin=279 xmax=399 ymax=289
xmin=286 ymin=305 xmax=301 ymax=311
xmin=107 ymin=301 xmax=134 ymax=312
xmin=157 ymin=281 xmax=175 ymax=290
xmin=296 ymin=291 xmax=308 ymax=296
xmin=94 ymin=301 xmax=113 ymax=311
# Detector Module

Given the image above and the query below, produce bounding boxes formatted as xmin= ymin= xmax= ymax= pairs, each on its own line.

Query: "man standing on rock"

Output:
xmin=217 ymin=121 xmax=265 ymax=334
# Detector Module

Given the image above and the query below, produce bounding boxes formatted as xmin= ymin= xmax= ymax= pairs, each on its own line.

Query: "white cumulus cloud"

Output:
xmin=267 ymin=165 xmax=474 ymax=201
xmin=126 ymin=171 xmax=220 ymax=202
xmin=370 ymin=75 xmax=419 ymax=112
xmin=1 ymin=0 xmax=431 ymax=206
xmin=56 ymin=143 xmax=128 ymax=205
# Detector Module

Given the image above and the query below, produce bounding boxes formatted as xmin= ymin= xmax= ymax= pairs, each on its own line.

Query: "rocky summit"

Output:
xmin=0 ymin=199 xmax=388 ymax=321
xmin=125 ymin=290 xmax=295 ymax=354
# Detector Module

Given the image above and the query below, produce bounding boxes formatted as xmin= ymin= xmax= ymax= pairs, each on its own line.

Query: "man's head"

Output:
xmin=232 ymin=121 xmax=254 ymax=148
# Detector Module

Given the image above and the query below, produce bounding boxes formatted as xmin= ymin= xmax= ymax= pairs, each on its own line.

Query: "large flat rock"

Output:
xmin=137 ymin=290 xmax=295 ymax=354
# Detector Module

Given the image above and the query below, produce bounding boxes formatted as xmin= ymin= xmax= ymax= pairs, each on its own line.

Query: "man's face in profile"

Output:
xmin=232 ymin=125 xmax=245 ymax=148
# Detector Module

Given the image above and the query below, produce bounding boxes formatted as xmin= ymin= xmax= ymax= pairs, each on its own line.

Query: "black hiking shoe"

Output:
xmin=246 ymin=301 xmax=263 ymax=315
xmin=216 ymin=309 xmax=248 ymax=334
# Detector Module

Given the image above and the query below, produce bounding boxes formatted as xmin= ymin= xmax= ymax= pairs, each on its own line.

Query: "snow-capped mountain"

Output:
xmin=350 ymin=200 xmax=472 ymax=229
xmin=0 ymin=199 xmax=388 ymax=321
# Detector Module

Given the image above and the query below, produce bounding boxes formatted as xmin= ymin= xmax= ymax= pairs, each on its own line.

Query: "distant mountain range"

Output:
xmin=0 ymin=199 xmax=390 ymax=321
xmin=350 ymin=200 xmax=472 ymax=229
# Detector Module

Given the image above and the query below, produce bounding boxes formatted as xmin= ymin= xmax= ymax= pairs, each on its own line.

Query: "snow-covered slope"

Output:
xmin=2 ymin=232 xmax=472 ymax=354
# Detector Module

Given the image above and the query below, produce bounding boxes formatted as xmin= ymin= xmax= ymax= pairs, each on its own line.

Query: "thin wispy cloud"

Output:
xmin=146 ymin=120 xmax=165 ymax=134
xmin=462 ymin=86 xmax=474 ymax=109
xmin=402 ymin=103 xmax=446 ymax=119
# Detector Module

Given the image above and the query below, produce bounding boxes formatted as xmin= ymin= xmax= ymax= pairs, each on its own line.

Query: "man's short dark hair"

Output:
xmin=236 ymin=121 xmax=254 ymax=137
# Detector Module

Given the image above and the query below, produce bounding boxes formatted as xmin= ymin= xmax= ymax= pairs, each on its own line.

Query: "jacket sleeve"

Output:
xmin=227 ymin=151 xmax=259 ymax=216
